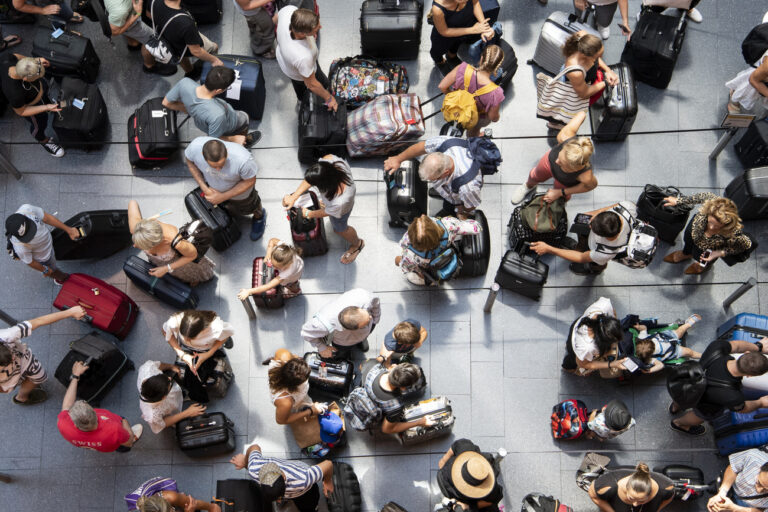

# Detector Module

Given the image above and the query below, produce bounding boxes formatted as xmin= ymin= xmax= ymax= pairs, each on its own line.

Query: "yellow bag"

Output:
xmin=441 ymin=65 xmax=499 ymax=130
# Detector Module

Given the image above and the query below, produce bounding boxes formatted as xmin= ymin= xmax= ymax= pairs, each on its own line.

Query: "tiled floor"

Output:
xmin=0 ymin=0 xmax=766 ymax=511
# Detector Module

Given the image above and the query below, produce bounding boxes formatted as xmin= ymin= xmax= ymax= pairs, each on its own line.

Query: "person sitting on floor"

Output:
xmin=136 ymin=360 xmax=206 ymax=434
xmin=634 ymin=314 xmax=703 ymax=373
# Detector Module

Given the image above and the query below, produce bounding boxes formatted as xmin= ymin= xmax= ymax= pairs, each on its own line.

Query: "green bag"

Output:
xmin=520 ymin=195 xmax=567 ymax=233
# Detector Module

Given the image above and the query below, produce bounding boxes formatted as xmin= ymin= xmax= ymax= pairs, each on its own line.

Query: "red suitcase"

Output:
xmin=250 ymin=257 xmax=284 ymax=309
xmin=288 ymin=191 xmax=329 ymax=257
xmin=53 ymin=274 xmax=138 ymax=340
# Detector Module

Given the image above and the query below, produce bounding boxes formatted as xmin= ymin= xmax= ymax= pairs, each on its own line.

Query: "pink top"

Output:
xmin=452 ymin=63 xmax=505 ymax=114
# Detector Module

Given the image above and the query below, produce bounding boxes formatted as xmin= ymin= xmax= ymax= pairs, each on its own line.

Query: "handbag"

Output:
xmin=536 ymin=66 xmax=589 ymax=125
xmin=144 ymin=0 xmax=190 ymax=64
xmin=520 ymin=195 xmax=566 ymax=234
xmin=576 ymin=452 xmax=611 ymax=492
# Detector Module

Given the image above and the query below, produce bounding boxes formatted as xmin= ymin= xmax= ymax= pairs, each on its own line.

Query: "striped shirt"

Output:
xmin=0 ymin=321 xmax=36 ymax=392
xmin=247 ymin=448 xmax=324 ymax=499
xmin=729 ymin=449 xmax=768 ymax=509
xmin=425 ymin=136 xmax=483 ymax=210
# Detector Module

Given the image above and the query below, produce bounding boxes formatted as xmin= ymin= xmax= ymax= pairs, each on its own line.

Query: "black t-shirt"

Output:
xmin=149 ymin=0 xmax=201 ymax=58
xmin=437 ymin=439 xmax=503 ymax=511
xmin=593 ymin=469 xmax=675 ymax=512
xmin=698 ymin=339 xmax=745 ymax=416
xmin=1 ymin=55 xmax=47 ymax=109
xmin=547 ymin=136 xmax=592 ymax=187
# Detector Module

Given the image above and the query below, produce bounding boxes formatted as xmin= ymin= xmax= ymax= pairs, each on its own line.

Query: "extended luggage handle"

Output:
xmin=422 ymin=91 xmax=446 ymax=122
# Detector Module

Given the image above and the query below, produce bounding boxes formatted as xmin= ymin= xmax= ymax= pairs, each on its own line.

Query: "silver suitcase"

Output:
xmin=397 ymin=396 xmax=454 ymax=445
xmin=531 ymin=11 xmax=600 ymax=75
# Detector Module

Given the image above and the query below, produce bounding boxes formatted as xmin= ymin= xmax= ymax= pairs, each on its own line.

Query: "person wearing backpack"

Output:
xmin=359 ymin=359 xmax=431 ymax=434
xmin=708 ymin=447 xmax=768 ymax=512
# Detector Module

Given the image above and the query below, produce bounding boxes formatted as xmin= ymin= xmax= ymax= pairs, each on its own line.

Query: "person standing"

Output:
xmin=232 ymin=0 xmax=276 ymax=59
xmin=104 ymin=0 xmax=175 ymax=75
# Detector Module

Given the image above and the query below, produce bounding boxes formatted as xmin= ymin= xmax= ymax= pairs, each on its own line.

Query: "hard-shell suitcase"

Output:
xmin=123 ymin=255 xmax=199 ymax=309
xmin=620 ymin=9 xmax=687 ymax=89
xmin=492 ymin=38 xmax=518 ymax=90
xmin=507 ymin=204 xmax=567 ymax=248
xmin=53 ymin=331 xmax=134 ymax=404
xmin=733 ymin=352 xmax=768 ymax=400
xmin=725 ymin=167 xmax=768 ymax=220
xmin=531 ymin=11 xmax=600 ymax=75
xmin=654 ymin=465 xmax=708 ymax=500
xmin=200 ymin=54 xmax=265 ymax=120
xmin=298 ymin=90 xmax=348 ymax=164
xmin=360 ymin=0 xmax=423 ymax=60
xmin=716 ymin=313 xmax=768 ymax=340
xmin=735 ymin=121 xmax=768 ymax=169
xmin=52 ymin=77 xmax=109 ymax=150
xmin=54 ymin=273 xmax=138 ymax=340
xmin=589 ymin=62 xmax=638 ymax=142
xmin=397 ymin=396 xmax=455 ymax=445
xmin=176 ymin=412 xmax=236 ymax=456
xmin=495 ymin=245 xmax=549 ymax=301
xmin=51 ymin=209 xmax=131 ymax=260
xmin=181 ymin=0 xmax=222 ymax=24
xmin=304 ymin=352 xmax=354 ymax=398
xmin=346 ymin=93 xmax=424 ymax=158
xmin=184 ymin=188 xmax=241 ymax=252
xmin=458 ymin=209 xmax=490 ymax=277
xmin=713 ymin=408 xmax=768 ymax=455
xmin=384 ymin=158 xmax=427 ymax=228
xmin=635 ymin=184 xmax=691 ymax=243
xmin=128 ymin=97 xmax=179 ymax=169
xmin=289 ymin=192 xmax=329 ymax=257
xmin=32 ymin=27 xmax=100 ymax=82
xmin=250 ymin=256 xmax=284 ymax=309
xmin=214 ymin=479 xmax=263 ymax=512
xmin=327 ymin=462 xmax=363 ymax=512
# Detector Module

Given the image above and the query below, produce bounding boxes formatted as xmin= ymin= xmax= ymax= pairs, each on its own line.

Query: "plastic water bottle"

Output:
xmin=319 ymin=362 xmax=327 ymax=380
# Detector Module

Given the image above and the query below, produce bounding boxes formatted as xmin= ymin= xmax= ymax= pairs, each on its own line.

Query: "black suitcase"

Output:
xmin=492 ymin=38 xmax=518 ymax=90
xmin=176 ymin=412 xmax=236 ymax=456
xmin=304 ymin=352 xmax=354 ymax=399
xmin=653 ymin=464 xmax=709 ymax=500
xmin=32 ymin=26 xmax=100 ymax=83
xmin=735 ymin=121 xmax=768 ymax=169
xmin=54 ymin=331 xmax=135 ymax=405
xmin=620 ymin=9 xmax=686 ymax=89
xmin=725 ymin=168 xmax=768 ymax=220
xmin=506 ymin=201 xmax=568 ymax=249
xmin=214 ymin=479 xmax=263 ymax=512
xmin=181 ymin=0 xmax=222 ymax=24
xmin=123 ymin=255 xmax=199 ymax=309
xmin=51 ymin=209 xmax=131 ymax=260
xmin=200 ymin=54 xmax=266 ymax=120
xmin=480 ymin=0 xmax=499 ymax=24
xmin=52 ymin=77 xmax=109 ymax=150
xmin=384 ymin=158 xmax=427 ymax=228
xmin=327 ymin=462 xmax=363 ymax=512
xmin=635 ymin=184 xmax=691 ymax=243
xmin=494 ymin=244 xmax=549 ymax=301
xmin=589 ymin=62 xmax=637 ymax=142
xmin=360 ymin=0 xmax=423 ymax=61
xmin=458 ymin=209 xmax=491 ymax=277
xmin=128 ymin=97 xmax=179 ymax=169
xmin=397 ymin=396 xmax=455 ymax=445
xmin=184 ymin=187 xmax=241 ymax=251
xmin=298 ymin=91 xmax=348 ymax=164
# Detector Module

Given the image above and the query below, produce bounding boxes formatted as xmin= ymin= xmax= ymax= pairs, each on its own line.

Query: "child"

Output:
xmin=634 ymin=314 xmax=703 ymax=373
xmin=586 ymin=399 xmax=636 ymax=441
xmin=238 ymin=239 xmax=304 ymax=301
xmin=379 ymin=319 xmax=428 ymax=367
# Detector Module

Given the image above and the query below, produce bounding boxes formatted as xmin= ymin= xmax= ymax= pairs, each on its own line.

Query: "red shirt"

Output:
xmin=57 ymin=408 xmax=130 ymax=452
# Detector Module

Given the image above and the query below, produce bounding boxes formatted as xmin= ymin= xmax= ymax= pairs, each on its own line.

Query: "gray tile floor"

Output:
xmin=0 ymin=0 xmax=766 ymax=510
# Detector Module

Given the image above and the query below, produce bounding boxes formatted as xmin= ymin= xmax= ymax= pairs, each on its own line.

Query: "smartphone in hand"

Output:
xmin=699 ymin=249 xmax=712 ymax=268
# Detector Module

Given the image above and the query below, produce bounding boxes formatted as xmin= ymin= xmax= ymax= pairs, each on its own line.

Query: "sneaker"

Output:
xmin=224 ymin=337 xmax=233 ymax=349
xmin=41 ymin=141 xmax=65 ymax=158
xmin=669 ymin=420 xmax=706 ymax=436
xmin=131 ymin=424 xmax=144 ymax=442
xmin=250 ymin=209 xmax=267 ymax=241
xmin=598 ymin=25 xmax=610 ymax=40
xmin=143 ymin=63 xmax=177 ymax=76
xmin=763 ymin=10 xmax=768 ymax=24
xmin=686 ymin=7 xmax=703 ymax=23
xmin=358 ymin=339 xmax=369 ymax=352
xmin=510 ymin=183 xmax=535 ymax=205
xmin=244 ymin=130 xmax=262 ymax=149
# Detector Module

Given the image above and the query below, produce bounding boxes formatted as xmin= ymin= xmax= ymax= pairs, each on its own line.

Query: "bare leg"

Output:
xmin=673 ymin=410 xmax=705 ymax=430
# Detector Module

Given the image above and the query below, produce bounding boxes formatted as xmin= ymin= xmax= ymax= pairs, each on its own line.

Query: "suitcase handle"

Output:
xmin=60 ymin=304 xmax=94 ymax=324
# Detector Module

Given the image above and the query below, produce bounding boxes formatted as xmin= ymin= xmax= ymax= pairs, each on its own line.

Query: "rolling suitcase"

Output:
xmin=384 ymin=158 xmax=427 ymax=228
xmin=289 ymin=192 xmax=329 ymax=257
xmin=458 ymin=209 xmax=490 ymax=277
xmin=54 ymin=273 xmax=138 ymax=340
xmin=730 ymin=352 xmax=768 ymax=400
xmin=494 ymin=244 xmax=549 ymax=301
xmin=304 ymin=352 xmax=354 ymax=398
xmin=735 ymin=121 xmax=768 ymax=169
xmin=530 ymin=11 xmax=599 ymax=75
xmin=184 ymin=188 xmax=241 ymax=252
xmin=176 ymin=412 xmax=236 ymax=456
xmin=654 ymin=465 xmax=709 ymax=501
xmin=200 ymin=54 xmax=265 ymax=120
xmin=589 ymin=62 xmax=638 ymax=142
xmin=713 ymin=408 xmax=768 ymax=456
xmin=346 ymin=93 xmax=424 ymax=158
xmin=716 ymin=313 xmax=768 ymax=340
xmin=328 ymin=56 xmax=409 ymax=109
xmin=492 ymin=38 xmax=518 ymax=90
xmin=397 ymin=396 xmax=455 ymax=445
xmin=123 ymin=255 xmax=199 ymax=309
xmin=181 ymin=0 xmax=222 ymax=24
xmin=298 ymin=90 xmax=348 ymax=164
xmin=724 ymin=167 xmax=768 ymax=220
xmin=327 ymin=462 xmax=363 ymax=512
xmin=32 ymin=26 xmax=100 ymax=82
xmin=214 ymin=479 xmax=263 ymax=512
xmin=53 ymin=331 xmax=134 ymax=404
xmin=51 ymin=210 xmax=131 ymax=260
xmin=635 ymin=185 xmax=691 ymax=243
xmin=128 ymin=97 xmax=179 ymax=169
xmin=620 ymin=9 xmax=687 ymax=89
xmin=250 ymin=256 xmax=284 ymax=309
xmin=52 ymin=77 xmax=109 ymax=150
xmin=359 ymin=0 xmax=423 ymax=60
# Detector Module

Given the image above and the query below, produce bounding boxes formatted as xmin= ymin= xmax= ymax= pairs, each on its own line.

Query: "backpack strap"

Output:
xmin=464 ymin=65 xmax=499 ymax=98
xmin=150 ymin=0 xmax=192 ymax=59
xmin=435 ymin=137 xmax=482 ymax=194
xmin=408 ymin=219 xmax=451 ymax=260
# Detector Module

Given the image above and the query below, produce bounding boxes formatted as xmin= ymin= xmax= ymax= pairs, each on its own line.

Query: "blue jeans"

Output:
xmin=329 ymin=210 xmax=352 ymax=233
xmin=467 ymin=22 xmax=503 ymax=70
xmin=49 ymin=0 xmax=74 ymax=29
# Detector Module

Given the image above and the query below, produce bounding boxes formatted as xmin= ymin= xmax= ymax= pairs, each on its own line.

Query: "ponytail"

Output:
xmin=562 ymin=32 xmax=603 ymax=58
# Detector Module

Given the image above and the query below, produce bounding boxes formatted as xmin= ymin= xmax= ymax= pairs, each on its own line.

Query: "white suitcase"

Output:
xmin=397 ymin=396 xmax=454 ymax=445
xmin=531 ymin=11 xmax=601 ymax=75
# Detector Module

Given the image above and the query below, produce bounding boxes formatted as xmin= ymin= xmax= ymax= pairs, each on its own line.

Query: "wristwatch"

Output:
xmin=70 ymin=374 xmax=80 ymax=381
xmin=166 ymin=264 xmax=173 ymax=274
xmin=756 ymin=341 xmax=764 ymax=353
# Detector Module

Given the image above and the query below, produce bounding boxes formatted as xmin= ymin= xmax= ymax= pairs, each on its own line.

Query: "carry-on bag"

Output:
xmin=304 ymin=352 xmax=354 ymax=399
xmin=536 ymin=65 xmax=590 ymax=125
xmin=494 ymin=243 xmax=550 ymax=301
xmin=589 ymin=62 xmax=638 ymax=142
xmin=214 ymin=479 xmax=263 ymax=512
xmin=298 ymin=90 xmax=348 ymax=165
xmin=288 ymin=191 xmax=329 ymax=257
xmin=123 ymin=255 xmax=199 ymax=309
xmin=716 ymin=313 xmax=768 ymax=340
xmin=176 ymin=412 xmax=236 ymax=456
xmin=384 ymin=158 xmax=427 ymax=228
xmin=551 ymin=399 xmax=589 ymax=440
xmin=128 ymin=97 xmax=179 ymax=169
xmin=507 ymin=200 xmax=568 ymax=249
xmin=360 ymin=0 xmax=423 ymax=60
xmin=54 ymin=273 xmax=138 ymax=340
xmin=51 ymin=209 xmax=131 ymax=260
xmin=32 ymin=26 xmax=100 ymax=82
xmin=724 ymin=167 xmax=768 ymax=220
xmin=176 ymin=351 xmax=234 ymax=399
xmin=181 ymin=0 xmax=222 ymax=24
xmin=458 ymin=209 xmax=491 ymax=277
xmin=713 ymin=408 xmax=768 ymax=456
xmin=346 ymin=93 xmax=424 ymax=158
xmin=200 ymin=54 xmax=265 ymax=119
xmin=54 ymin=331 xmax=134 ymax=404
xmin=327 ymin=462 xmax=363 ymax=512
xmin=635 ymin=184 xmax=691 ymax=243
xmin=249 ymin=256 xmax=284 ymax=309
xmin=735 ymin=121 xmax=768 ymax=169
xmin=184 ymin=188 xmax=241 ymax=251
xmin=329 ymin=56 xmax=409 ymax=109
xmin=530 ymin=10 xmax=599 ymax=75
xmin=398 ymin=396 xmax=455 ymax=445
xmin=654 ymin=464 xmax=713 ymax=501
xmin=521 ymin=494 xmax=574 ymax=512
xmin=52 ymin=77 xmax=109 ymax=150
xmin=620 ymin=9 xmax=687 ymax=89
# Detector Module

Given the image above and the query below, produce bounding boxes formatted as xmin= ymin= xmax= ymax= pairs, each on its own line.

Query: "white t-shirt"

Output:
xmin=137 ymin=361 xmax=183 ymax=434
xmin=275 ymin=6 xmax=318 ymax=81
xmin=162 ymin=313 xmax=235 ymax=352
xmin=588 ymin=201 xmax=637 ymax=266
xmin=275 ymin=239 xmax=304 ymax=285
xmin=10 ymin=204 xmax=54 ymax=264
xmin=316 ymin=157 xmax=355 ymax=218
xmin=571 ymin=297 xmax=614 ymax=362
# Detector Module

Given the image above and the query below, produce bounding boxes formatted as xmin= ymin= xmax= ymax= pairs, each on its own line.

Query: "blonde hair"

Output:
xmin=626 ymin=462 xmax=653 ymax=497
xmin=272 ymin=243 xmax=302 ymax=266
xmin=700 ymin=197 xmax=743 ymax=238
xmin=407 ymin=215 xmax=445 ymax=252
xmin=477 ymin=44 xmax=505 ymax=76
xmin=561 ymin=137 xmax=594 ymax=170
xmin=634 ymin=338 xmax=654 ymax=363
xmin=562 ymin=32 xmax=603 ymax=58
xmin=132 ymin=219 xmax=164 ymax=250
xmin=15 ymin=57 xmax=44 ymax=81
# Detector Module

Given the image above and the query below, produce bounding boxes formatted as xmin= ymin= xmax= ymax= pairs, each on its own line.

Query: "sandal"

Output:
xmin=13 ymin=387 xmax=47 ymax=405
xmin=684 ymin=314 xmax=702 ymax=327
xmin=340 ymin=240 xmax=364 ymax=265
xmin=69 ymin=12 xmax=84 ymax=23
xmin=0 ymin=34 xmax=22 ymax=52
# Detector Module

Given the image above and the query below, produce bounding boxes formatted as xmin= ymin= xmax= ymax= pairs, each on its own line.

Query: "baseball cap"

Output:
xmin=5 ymin=213 xmax=36 ymax=243
xmin=258 ymin=462 xmax=286 ymax=502
xmin=319 ymin=410 xmax=344 ymax=444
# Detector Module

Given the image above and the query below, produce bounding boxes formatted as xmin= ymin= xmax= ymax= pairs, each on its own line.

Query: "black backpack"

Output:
xmin=289 ymin=207 xmax=317 ymax=234
xmin=666 ymin=347 xmax=738 ymax=410
xmin=171 ymin=220 xmax=213 ymax=262
xmin=742 ymin=22 xmax=768 ymax=67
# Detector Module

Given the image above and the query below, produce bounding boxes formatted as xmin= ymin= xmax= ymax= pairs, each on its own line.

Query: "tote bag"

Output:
xmin=536 ymin=66 xmax=589 ymax=125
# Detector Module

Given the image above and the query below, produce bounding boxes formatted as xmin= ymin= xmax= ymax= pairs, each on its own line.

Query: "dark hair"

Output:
xmin=760 ymin=462 xmax=768 ymax=473
xmin=389 ymin=363 xmax=422 ymax=388
xmin=578 ymin=314 xmax=622 ymax=358
xmin=268 ymin=358 xmax=311 ymax=393
xmin=204 ymin=66 xmax=235 ymax=91
xmin=737 ymin=352 xmax=768 ymax=376
xmin=202 ymin=139 xmax=227 ymax=163
xmin=562 ymin=32 xmax=603 ymax=58
xmin=591 ymin=211 xmax=622 ymax=238
xmin=140 ymin=374 xmax=172 ymax=403
xmin=0 ymin=344 xmax=11 ymax=366
xmin=178 ymin=310 xmax=218 ymax=339
xmin=304 ymin=160 xmax=352 ymax=201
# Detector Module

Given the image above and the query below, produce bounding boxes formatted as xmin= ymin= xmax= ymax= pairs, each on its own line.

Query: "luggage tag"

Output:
xmin=151 ymin=110 xmax=166 ymax=118
xmin=226 ymin=70 xmax=242 ymax=101
xmin=51 ymin=28 xmax=64 ymax=38
xmin=72 ymin=98 xmax=85 ymax=110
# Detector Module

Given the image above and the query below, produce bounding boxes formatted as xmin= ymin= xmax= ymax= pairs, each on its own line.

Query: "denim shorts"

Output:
xmin=329 ymin=211 xmax=351 ymax=232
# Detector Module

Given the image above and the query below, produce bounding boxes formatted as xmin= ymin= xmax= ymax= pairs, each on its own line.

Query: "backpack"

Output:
xmin=144 ymin=0 xmax=192 ymax=64
xmin=343 ymin=387 xmax=382 ymax=432
xmin=441 ymin=65 xmax=499 ymax=130
xmin=407 ymin=219 xmax=461 ymax=282
xmin=551 ymin=399 xmax=589 ymax=440
xmin=742 ymin=22 xmax=768 ymax=67
xmin=666 ymin=347 xmax=738 ymax=410
xmin=328 ymin=56 xmax=409 ymax=108
xmin=171 ymin=219 xmax=213 ymax=263
xmin=520 ymin=195 xmax=567 ymax=234
xmin=437 ymin=136 xmax=502 ymax=193
xmin=521 ymin=493 xmax=574 ymax=512
xmin=595 ymin=204 xmax=659 ymax=269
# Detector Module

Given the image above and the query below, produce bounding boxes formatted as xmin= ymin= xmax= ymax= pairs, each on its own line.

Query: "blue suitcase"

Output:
xmin=717 ymin=313 xmax=768 ymax=340
xmin=200 ymin=55 xmax=266 ymax=120
xmin=729 ymin=329 xmax=766 ymax=344
xmin=713 ymin=408 xmax=768 ymax=455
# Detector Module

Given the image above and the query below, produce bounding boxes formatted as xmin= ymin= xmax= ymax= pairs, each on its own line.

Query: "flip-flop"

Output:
xmin=0 ymin=34 xmax=22 ymax=51
xmin=69 ymin=13 xmax=84 ymax=23
xmin=340 ymin=240 xmax=364 ymax=265
xmin=685 ymin=314 xmax=702 ymax=327
xmin=13 ymin=387 xmax=47 ymax=405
